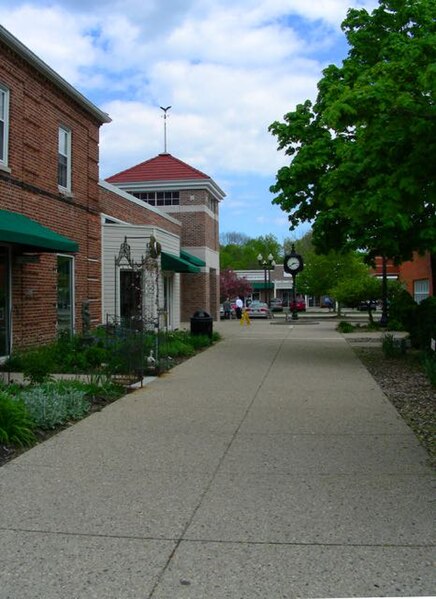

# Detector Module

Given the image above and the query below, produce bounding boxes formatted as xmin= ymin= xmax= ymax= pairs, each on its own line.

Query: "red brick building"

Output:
xmin=398 ymin=252 xmax=434 ymax=302
xmin=0 ymin=24 xmax=225 ymax=357
xmin=0 ymin=24 xmax=110 ymax=356
xmin=373 ymin=254 xmax=434 ymax=302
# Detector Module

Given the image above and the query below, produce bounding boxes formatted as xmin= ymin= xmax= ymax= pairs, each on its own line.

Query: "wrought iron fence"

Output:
xmin=103 ymin=312 xmax=173 ymax=385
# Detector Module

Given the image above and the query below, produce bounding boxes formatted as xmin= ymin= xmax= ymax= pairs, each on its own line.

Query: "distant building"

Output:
xmin=234 ymin=265 xmax=303 ymax=306
xmin=372 ymin=254 xmax=434 ymax=303
xmin=106 ymin=153 xmax=225 ymax=321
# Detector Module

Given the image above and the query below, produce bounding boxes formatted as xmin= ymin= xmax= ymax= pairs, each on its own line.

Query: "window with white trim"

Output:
xmin=58 ymin=126 xmax=71 ymax=190
xmin=0 ymin=85 xmax=10 ymax=167
xmin=414 ymin=279 xmax=429 ymax=304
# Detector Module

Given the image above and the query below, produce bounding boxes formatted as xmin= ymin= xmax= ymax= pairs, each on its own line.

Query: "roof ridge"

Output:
xmin=106 ymin=153 xmax=210 ymax=183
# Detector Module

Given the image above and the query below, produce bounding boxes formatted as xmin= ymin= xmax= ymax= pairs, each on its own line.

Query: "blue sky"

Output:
xmin=0 ymin=0 xmax=377 ymax=246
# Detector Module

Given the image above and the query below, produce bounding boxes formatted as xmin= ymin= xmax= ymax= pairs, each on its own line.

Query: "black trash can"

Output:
xmin=190 ymin=310 xmax=213 ymax=338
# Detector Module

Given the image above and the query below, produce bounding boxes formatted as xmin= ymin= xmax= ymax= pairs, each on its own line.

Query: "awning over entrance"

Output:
xmin=161 ymin=251 xmax=200 ymax=273
xmin=180 ymin=249 xmax=206 ymax=268
xmin=0 ymin=210 xmax=79 ymax=252
xmin=251 ymin=281 xmax=274 ymax=290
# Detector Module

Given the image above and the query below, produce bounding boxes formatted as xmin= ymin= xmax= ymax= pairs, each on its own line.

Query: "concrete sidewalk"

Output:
xmin=0 ymin=319 xmax=434 ymax=598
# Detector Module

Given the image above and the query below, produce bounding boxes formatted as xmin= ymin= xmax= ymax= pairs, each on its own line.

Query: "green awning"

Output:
xmin=251 ymin=281 xmax=274 ymax=290
xmin=161 ymin=251 xmax=200 ymax=273
xmin=180 ymin=249 xmax=206 ymax=267
xmin=0 ymin=210 xmax=78 ymax=252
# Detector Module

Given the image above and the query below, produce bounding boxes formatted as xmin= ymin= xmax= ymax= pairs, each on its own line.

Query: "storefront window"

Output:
xmin=57 ymin=255 xmax=73 ymax=335
xmin=0 ymin=247 xmax=10 ymax=356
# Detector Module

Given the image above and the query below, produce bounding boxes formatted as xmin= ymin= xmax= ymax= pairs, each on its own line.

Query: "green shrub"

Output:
xmin=386 ymin=319 xmax=405 ymax=332
xmin=19 ymin=382 xmax=90 ymax=429
xmin=0 ymin=327 xmax=221 ymax=380
xmin=3 ymin=347 xmax=55 ymax=383
xmin=188 ymin=334 xmax=213 ymax=349
xmin=0 ymin=380 xmax=22 ymax=396
xmin=365 ymin=321 xmax=382 ymax=331
xmin=422 ymin=352 xmax=436 ymax=387
xmin=382 ymin=333 xmax=407 ymax=358
xmin=0 ymin=391 xmax=36 ymax=447
xmin=162 ymin=340 xmax=194 ymax=358
xmin=411 ymin=297 xmax=436 ymax=350
xmin=388 ymin=289 xmax=417 ymax=332
xmin=22 ymin=350 xmax=55 ymax=384
xmin=61 ymin=378 xmax=124 ymax=401
xmin=336 ymin=321 xmax=356 ymax=333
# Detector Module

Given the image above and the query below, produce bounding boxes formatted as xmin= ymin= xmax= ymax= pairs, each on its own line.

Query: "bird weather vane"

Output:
xmin=160 ymin=105 xmax=171 ymax=153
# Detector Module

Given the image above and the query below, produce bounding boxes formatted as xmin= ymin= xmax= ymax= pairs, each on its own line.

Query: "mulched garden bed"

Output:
xmin=353 ymin=346 xmax=435 ymax=470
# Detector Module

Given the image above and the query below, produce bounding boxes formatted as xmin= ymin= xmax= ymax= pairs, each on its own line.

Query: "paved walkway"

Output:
xmin=0 ymin=318 xmax=434 ymax=598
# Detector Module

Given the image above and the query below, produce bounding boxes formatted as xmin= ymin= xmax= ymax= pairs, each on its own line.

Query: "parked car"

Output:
xmin=269 ymin=298 xmax=283 ymax=312
xmin=246 ymin=301 xmax=270 ymax=318
xmin=357 ymin=300 xmax=377 ymax=311
xmin=289 ymin=299 xmax=306 ymax=312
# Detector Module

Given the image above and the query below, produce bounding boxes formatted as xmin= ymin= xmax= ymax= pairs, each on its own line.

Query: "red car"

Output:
xmin=289 ymin=299 xmax=306 ymax=312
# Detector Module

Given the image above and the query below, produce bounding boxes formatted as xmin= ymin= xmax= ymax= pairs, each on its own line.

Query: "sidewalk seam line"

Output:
xmin=148 ymin=332 xmax=291 ymax=598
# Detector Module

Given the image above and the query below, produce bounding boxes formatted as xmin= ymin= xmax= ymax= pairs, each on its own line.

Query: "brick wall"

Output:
xmin=399 ymin=252 xmax=433 ymax=297
xmin=180 ymin=270 xmax=220 ymax=322
xmin=99 ymin=186 xmax=182 ymax=236
xmin=178 ymin=190 xmax=219 ymax=251
xmin=209 ymin=268 xmax=219 ymax=320
xmin=180 ymin=273 xmax=209 ymax=321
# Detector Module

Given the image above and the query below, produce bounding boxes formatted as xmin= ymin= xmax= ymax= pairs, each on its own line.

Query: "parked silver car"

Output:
xmin=246 ymin=301 xmax=269 ymax=318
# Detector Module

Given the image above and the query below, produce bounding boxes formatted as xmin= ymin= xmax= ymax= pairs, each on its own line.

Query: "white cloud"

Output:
xmin=0 ymin=0 xmax=379 ymax=241
xmin=0 ymin=6 xmax=98 ymax=86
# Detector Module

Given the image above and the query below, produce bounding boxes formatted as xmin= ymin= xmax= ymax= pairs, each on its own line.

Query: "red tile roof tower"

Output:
xmin=105 ymin=153 xmax=225 ymax=321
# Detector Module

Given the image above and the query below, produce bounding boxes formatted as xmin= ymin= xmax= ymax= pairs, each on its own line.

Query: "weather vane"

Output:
xmin=160 ymin=105 xmax=171 ymax=153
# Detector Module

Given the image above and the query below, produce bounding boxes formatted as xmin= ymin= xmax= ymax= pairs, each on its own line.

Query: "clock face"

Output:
xmin=287 ymin=256 xmax=301 ymax=270
xmin=284 ymin=252 xmax=303 ymax=274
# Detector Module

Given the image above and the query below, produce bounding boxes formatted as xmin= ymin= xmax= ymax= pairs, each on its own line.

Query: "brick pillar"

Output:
xmin=209 ymin=268 xmax=219 ymax=320
xmin=180 ymin=272 xmax=209 ymax=321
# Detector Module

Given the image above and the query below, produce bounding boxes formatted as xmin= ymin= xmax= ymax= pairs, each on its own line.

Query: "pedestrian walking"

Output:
xmin=223 ymin=297 xmax=232 ymax=319
xmin=235 ymin=296 xmax=243 ymax=320
xmin=240 ymin=307 xmax=251 ymax=326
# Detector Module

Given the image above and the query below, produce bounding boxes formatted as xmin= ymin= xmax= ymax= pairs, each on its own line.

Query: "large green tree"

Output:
xmin=285 ymin=231 xmax=377 ymax=300
xmin=269 ymin=0 xmax=436 ymax=265
xmin=220 ymin=234 xmax=283 ymax=270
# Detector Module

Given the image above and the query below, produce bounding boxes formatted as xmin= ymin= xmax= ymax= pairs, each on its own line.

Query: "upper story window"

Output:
xmin=207 ymin=196 xmax=218 ymax=215
xmin=132 ymin=191 xmax=179 ymax=206
xmin=58 ymin=126 xmax=71 ymax=190
xmin=414 ymin=279 xmax=429 ymax=304
xmin=0 ymin=85 xmax=10 ymax=167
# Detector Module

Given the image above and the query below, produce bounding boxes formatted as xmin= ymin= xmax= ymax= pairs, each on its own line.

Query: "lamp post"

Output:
xmin=257 ymin=253 xmax=275 ymax=306
xmin=283 ymin=244 xmax=304 ymax=320
xmin=380 ymin=256 xmax=389 ymax=327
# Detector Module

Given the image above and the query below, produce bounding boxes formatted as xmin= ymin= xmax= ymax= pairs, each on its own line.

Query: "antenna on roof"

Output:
xmin=160 ymin=105 xmax=171 ymax=153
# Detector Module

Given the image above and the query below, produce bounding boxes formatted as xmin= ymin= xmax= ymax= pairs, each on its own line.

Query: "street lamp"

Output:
xmin=257 ymin=253 xmax=275 ymax=306
xmin=283 ymin=244 xmax=304 ymax=320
